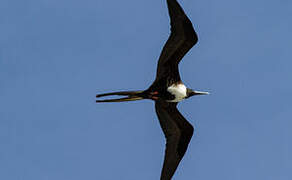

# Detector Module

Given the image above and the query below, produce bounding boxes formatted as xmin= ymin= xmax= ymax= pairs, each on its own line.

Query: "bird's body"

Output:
xmin=96 ymin=0 xmax=209 ymax=179
xmin=167 ymin=83 xmax=187 ymax=102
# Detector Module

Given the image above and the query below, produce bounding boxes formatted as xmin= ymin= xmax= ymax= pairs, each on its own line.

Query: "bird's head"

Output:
xmin=186 ymin=88 xmax=209 ymax=98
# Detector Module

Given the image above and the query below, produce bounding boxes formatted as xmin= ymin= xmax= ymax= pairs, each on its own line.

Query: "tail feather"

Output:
xmin=96 ymin=96 xmax=144 ymax=103
xmin=96 ymin=90 xmax=144 ymax=98
xmin=96 ymin=90 xmax=145 ymax=103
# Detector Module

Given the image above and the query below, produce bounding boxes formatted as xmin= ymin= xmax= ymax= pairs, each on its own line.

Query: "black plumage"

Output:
xmin=96 ymin=0 xmax=208 ymax=179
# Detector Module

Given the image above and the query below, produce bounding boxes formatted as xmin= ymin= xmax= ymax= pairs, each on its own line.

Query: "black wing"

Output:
xmin=153 ymin=0 xmax=198 ymax=86
xmin=155 ymin=100 xmax=194 ymax=180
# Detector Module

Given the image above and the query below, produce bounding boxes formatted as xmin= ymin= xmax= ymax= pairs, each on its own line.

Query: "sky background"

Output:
xmin=1 ymin=0 xmax=292 ymax=179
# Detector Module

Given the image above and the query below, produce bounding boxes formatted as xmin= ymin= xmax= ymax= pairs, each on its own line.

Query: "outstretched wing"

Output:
xmin=154 ymin=0 xmax=198 ymax=85
xmin=155 ymin=100 xmax=194 ymax=180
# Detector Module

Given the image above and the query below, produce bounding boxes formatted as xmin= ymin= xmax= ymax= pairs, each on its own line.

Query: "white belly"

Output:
xmin=167 ymin=84 xmax=187 ymax=102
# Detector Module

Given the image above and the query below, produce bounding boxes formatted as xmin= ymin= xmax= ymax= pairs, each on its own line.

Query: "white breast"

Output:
xmin=167 ymin=84 xmax=187 ymax=102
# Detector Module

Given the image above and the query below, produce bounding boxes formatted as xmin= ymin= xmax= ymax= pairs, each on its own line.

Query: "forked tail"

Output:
xmin=96 ymin=90 xmax=146 ymax=103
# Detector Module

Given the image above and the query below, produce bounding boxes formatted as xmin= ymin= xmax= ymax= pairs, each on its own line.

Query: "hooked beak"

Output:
xmin=188 ymin=90 xmax=210 ymax=97
xmin=193 ymin=90 xmax=209 ymax=95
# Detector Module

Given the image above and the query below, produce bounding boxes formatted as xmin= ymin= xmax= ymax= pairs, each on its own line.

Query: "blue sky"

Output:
xmin=1 ymin=0 xmax=292 ymax=179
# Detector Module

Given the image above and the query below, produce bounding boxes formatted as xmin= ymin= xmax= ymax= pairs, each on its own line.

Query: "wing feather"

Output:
xmin=155 ymin=100 xmax=194 ymax=180
xmin=154 ymin=0 xmax=198 ymax=84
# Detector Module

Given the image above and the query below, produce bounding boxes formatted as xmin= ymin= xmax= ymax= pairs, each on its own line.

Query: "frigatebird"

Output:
xmin=96 ymin=0 xmax=209 ymax=179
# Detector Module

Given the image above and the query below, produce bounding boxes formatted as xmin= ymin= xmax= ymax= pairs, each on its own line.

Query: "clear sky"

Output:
xmin=1 ymin=0 xmax=292 ymax=179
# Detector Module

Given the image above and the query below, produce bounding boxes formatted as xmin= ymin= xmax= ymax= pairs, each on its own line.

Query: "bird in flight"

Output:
xmin=96 ymin=0 xmax=208 ymax=179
